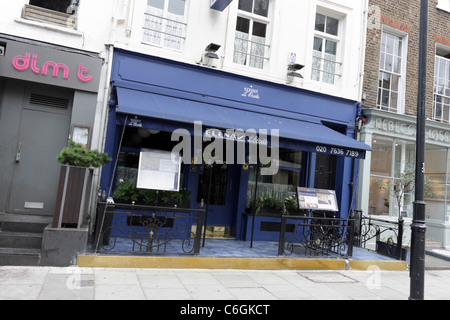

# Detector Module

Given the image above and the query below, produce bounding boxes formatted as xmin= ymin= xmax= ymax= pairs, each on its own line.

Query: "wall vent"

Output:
xmin=30 ymin=94 xmax=70 ymax=109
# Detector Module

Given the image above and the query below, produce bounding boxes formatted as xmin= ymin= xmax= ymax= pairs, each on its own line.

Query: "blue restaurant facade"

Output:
xmin=99 ymin=48 xmax=370 ymax=243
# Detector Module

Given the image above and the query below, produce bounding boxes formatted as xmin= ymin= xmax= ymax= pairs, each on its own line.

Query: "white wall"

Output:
xmin=0 ymin=0 xmax=112 ymax=53
xmin=112 ymin=0 xmax=368 ymax=102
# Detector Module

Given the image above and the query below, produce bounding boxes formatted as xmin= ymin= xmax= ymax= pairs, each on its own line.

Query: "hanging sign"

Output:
xmin=297 ymin=187 xmax=339 ymax=212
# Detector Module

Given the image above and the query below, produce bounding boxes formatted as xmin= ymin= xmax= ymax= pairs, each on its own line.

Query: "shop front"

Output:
xmin=357 ymin=108 xmax=450 ymax=250
xmin=99 ymin=49 xmax=370 ymax=249
xmin=0 ymin=34 xmax=102 ymax=216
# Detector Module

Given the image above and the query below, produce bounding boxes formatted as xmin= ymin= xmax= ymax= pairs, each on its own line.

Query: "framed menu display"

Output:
xmin=297 ymin=187 xmax=339 ymax=212
xmin=137 ymin=149 xmax=181 ymax=191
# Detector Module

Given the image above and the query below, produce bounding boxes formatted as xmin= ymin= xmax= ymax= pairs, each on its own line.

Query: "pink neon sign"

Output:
xmin=12 ymin=52 xmax=93 ymax=83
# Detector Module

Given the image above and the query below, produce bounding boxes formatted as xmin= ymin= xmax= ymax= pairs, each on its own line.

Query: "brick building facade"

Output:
xmin=357 ymin=0 xmax=450 ymax=250
xmin=363 ymin=0 xmax=450 ymax=117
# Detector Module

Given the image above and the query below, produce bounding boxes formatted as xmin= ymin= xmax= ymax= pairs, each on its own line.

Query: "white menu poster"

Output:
xmin=297 ymin=187 xmax=339 ymax=212
xmin=137 ymin=149 xmax=181 ymax=191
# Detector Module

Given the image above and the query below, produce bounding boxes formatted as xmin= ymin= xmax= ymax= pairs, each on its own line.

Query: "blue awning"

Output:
xmin=114 ymin=87 xmax=370 ymax=159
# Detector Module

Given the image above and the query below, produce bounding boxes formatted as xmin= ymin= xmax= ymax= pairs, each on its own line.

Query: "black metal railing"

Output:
xmin=278 ymin=213 xmax=355 ymax=258
xmin=93 ymin=203 xmax=205 ymax=256
xmin=354 ymin=213 xmax=405 ymax=260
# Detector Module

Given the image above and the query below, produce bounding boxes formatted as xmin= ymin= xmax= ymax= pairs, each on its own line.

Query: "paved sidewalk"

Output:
xmin=0 ymin=266 xmax=449 ymax=301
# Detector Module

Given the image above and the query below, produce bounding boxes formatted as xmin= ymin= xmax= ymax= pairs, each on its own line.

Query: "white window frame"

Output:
xmin=233 ymin=0 xmax=272 ymax=70
xmin=311 ymin=11 xmax=343 ymax=85
xmin=142 ymin=0 xmax=189 ymax=52
xmin=377 ymin=27 xmax=408 ymax=114
xmin=433 ymin=47 xmax=450 ymax=123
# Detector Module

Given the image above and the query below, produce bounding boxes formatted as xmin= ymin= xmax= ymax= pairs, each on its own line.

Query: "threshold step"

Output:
xmin=0 ymin=248 xmax=41 ymax=266
xmin=0 ymin=231 xmax=43 ymax=249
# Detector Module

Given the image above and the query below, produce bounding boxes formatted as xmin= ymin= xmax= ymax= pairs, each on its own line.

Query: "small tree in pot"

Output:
xmin=53 ymin=140 xmax=111 ymax=228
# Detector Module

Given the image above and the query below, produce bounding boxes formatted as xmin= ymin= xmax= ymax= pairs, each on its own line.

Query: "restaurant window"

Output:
xmin=433 ymin=49 xmax=450 ymax=123
xmin=369 ymin=136 xmax=415 ymax=218
xmin=425 ymin=147 xmax=450 ymax=222
xmin=233 ymin=0 xmax=271 ymax=69
xmin=247 ymin=149 xmax=304 ymax=210
xmin=377 ymin=30 xmax=406 ymax=113
xmin=143 ymin=0 xmax=188 ymax=51
xmin=114 ymin=128 xmax=184 ymax=189
xmin=312 ymin=12 xmax=342 ymax=85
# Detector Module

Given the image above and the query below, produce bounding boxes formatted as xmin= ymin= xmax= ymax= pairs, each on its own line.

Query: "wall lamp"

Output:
xmin=287 ymin=63 xmax=304 ymax=79
xmin=204 ymin=43 xmax=221 ymax=59
xmin=199 ymin=43 xmax=222 ymax=66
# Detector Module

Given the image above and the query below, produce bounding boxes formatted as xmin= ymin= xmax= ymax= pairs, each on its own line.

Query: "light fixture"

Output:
xmin=205 ymin=43 xmax=221 ymax=59
xmin=287 ymin=63 xmax=304 ymax=79
xmin=199 ymin=43 xmax=221 ymax=66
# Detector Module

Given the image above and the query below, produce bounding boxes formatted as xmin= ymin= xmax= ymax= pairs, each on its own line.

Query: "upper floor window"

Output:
xmin=433 ymin=52 xmax=450 ymax=123
xmin=143 ymin=0 xmax=188 ymax=51
xmin=377 ymin=31 xmax=405 ymax=113
xmin=312 ymin=12 xmax=341 ymax=85
xmin=233 ymin=0 xmax=271 ymax=69
xmin=23 ymin=0 xmax=79 ymax=29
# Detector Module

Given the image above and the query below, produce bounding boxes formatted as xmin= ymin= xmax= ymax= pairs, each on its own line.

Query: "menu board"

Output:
xmin=137 ymin=149 xmax=181 ymax=191
xmin=297 ymin=187 xmax=339 ymax=212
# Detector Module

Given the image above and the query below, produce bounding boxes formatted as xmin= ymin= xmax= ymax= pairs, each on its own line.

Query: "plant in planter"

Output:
xmin=112 ymin=182 xmax=140 ymax=204
xmin=57 ymin=140 xmax=112 ymax=168
xmin=53 ymin=141 xmax=112 ymax=228
xmin=253 ymin=195 xmax=284 ymax=216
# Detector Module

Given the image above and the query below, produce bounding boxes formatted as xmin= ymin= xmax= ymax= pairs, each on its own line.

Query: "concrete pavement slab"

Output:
xmin=1 ymin=266 xmax=449 ymax=301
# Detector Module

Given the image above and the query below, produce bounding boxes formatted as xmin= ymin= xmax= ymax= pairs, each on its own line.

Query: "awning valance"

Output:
xmin=115 ymin=87 xmax=371 ymax=159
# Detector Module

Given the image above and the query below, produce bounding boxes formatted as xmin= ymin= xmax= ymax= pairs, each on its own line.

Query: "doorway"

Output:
xmin=0 ymin=82 xmax=72 ymax=215
xmin=194 ymin=164 xmax=239 ymax=238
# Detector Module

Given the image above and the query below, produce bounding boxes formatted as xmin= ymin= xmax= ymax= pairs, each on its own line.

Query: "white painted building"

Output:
xmin=110 ymin=0 xmax=368 ymax=102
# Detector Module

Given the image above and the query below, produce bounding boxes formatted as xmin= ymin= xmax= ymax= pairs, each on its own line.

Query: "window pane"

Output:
xmin=313 ymin=37 xmax=323 ymax=52
xmin=168 ymin=0 xmax=185 ymax=15
xmin=250 ymin=22 xmax=267 ymax=69
xmin=326 ymin=16 xmax=339 ymax=36
xmin=379 ymin=52 xmax=385 ymax=69
xmin=392 ymin=74 xmax=400 ymax=91
xmin=382 ymin=90 xmax=390 ymax=107
xmin=386 ymin=34 xmax=394 ymax=54
xmin=252 ymin=21 xmax=267 ymax=38
xmin=325 ymin=40 xmax=337 ymax=55
xmin=397 ymin=39 xmax=403 ymax=57
xmin=315 ymin=14 xmax=325 ymax=32
xmin=236 ymin=16 xmax=250 ymax=33
xmin=382 ymin=73 xmax=391 ymax=89
xmin=393 ymin=56 xmax=402 ymax=74
xmin=148 ymin=0 xmax=164 ymax=10
xmin=238 ymin=0 xmax=253 ymax=13
xmin=385 ymin=53 xmax=393 ymax=72
xmin=371 ymin=137 xmax=393 ymax=176
xmin=254 ymin=0 xmax=269 ymax=17
xmin=390 ymin=92 xmax=398 ymax=111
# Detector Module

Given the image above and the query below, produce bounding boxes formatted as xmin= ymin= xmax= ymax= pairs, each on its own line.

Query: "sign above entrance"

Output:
xmin=0 ymin=37 xmax=102 ymax=92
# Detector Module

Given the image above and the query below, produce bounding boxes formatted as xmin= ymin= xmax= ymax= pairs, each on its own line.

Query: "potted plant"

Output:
xmin=53 ymin=140 xmax=111 ymax=228
xmin=375 ymin=165 xmax=431 ymax=260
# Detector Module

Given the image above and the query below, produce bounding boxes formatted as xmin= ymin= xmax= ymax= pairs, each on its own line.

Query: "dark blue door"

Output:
xmin=193 ymin=164 xmax=238 ymax=229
